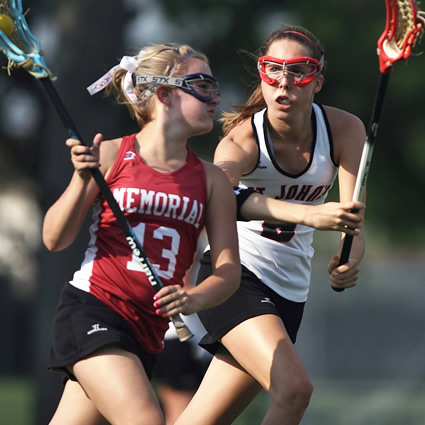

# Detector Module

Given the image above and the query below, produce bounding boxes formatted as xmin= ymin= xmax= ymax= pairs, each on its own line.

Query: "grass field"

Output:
xmin=302 ymin=380 xmax=425 ymax=425
xmin=0 ymin=377 xmax=270 ymax=425
xmin=0 ymin=378 xmax=35 ymax=425
xmin=2 ymin=378 xmax=425 ymax=425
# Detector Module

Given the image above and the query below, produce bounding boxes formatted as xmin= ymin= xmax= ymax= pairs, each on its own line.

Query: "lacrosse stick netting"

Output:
xmin=378 ymin=0 xmax=425 ymax=73
xmin=0 ymin=0 xmax=51 ymax=77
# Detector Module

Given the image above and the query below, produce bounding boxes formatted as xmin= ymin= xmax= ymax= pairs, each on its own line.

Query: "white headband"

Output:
xmin=86 ymin=51 xmax=146 ymax=103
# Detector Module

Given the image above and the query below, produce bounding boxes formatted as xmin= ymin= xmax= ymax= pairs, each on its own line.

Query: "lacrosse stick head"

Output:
xmin=377 ymin=0 xmax=425 ymax=73
xmin=0 ymin=0 xmax=51 ymax=78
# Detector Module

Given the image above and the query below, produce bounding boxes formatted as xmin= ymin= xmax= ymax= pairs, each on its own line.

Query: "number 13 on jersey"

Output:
xmin=127 ymin=223 xmax=181 ymax=280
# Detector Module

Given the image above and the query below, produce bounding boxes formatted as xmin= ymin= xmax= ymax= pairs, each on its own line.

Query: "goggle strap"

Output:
xmin=135 ymin=75 xmax=185 ymax=87
xmin=135 ymin=73 xmax=219 ymax=102
xmin=135 ymin=73 xmax=219 ymax=89
xmin=280 ymin=30 xmax=322 ymax=58
xmin=258 ymin=55 xmax=322 ymax=69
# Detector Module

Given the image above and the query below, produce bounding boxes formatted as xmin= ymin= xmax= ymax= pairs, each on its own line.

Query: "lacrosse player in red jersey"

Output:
xmin=42 ymin=43 xmax=240 ymax=425
xmin=175 ymin=26 xmax=366 ymax=425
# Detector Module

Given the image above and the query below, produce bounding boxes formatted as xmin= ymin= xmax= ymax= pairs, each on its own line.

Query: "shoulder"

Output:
xmin=223 ymin=117 xmax=257 ymax=153
xmin=322 ymin=105 xmax=366 ymax=164
xmin=99 ymin=137 xmax=124 ymax=177
xmin=322 ymin=105 xmax=365 ymax=138
xmin=214 ymin=118 xmax=259 ymax=178
xmin=200 ymin=160 xmax=234 ymax=200
xmin=201 ymin=159 xmax=230 ymax=182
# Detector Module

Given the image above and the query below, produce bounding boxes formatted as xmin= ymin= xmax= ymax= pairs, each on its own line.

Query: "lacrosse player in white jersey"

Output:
xmin=175 ymin=25 xmax=366 ymax=425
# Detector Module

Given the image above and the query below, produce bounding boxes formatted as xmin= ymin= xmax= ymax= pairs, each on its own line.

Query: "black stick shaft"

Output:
xmin=333 ymin=72 xmax=390 ymax=292
xmin=39 ymin=78 xmax=193 ymax=340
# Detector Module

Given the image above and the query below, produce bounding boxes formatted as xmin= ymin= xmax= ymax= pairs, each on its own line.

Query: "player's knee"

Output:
xmin=271 ymin=375 xmax=313 ymax=412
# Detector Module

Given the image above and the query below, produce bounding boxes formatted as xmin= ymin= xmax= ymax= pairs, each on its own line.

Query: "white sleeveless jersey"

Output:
xmin=238 ymin=104 xmax=338 ymax=302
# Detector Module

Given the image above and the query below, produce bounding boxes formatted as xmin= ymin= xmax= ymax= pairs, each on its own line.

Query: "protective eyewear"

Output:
xmin=136 ymin=72 xmax=220 ymax=102
xmin=258 ymin=56 xmax=323 ymax=87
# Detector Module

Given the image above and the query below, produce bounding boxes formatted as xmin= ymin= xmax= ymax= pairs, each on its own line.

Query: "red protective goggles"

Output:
xmin=258 ymin=55 xmax=323 ymax=87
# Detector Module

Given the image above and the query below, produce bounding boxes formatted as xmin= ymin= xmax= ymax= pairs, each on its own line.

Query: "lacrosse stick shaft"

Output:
xmin=332 ymin=0 xmax=425 ymax=292
xmin=333 ymin=72 xmax=390 ymax=292
xmin=39 ymin=77 xmax=193 ymax=341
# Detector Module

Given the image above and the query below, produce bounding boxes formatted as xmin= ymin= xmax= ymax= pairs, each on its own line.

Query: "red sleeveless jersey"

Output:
xmin=70 ymin=134 xmax=207 ymax=353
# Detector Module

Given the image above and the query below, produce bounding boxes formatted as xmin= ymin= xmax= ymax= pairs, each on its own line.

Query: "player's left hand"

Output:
xmin=153 ymin=284 xmax=197 ymax=318
xmin=327 ymin=254 xmax=360 ymax=290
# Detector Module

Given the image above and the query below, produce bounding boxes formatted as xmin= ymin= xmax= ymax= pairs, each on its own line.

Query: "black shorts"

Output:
xmin=152 ymin=337 xmax=211 ymax=391
xmin=197 ymin=252 xmax=305 ymax=355
xmin=48 ymin=284 xmax=157 ymax=381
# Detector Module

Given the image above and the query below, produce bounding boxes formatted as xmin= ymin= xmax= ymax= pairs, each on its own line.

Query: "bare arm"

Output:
xmin=213 ymin=119 xmax=258 ymax=186
xmin=214 ymin=119 xmax=364 ymax=234
xmin=242 ymin=193 xmax=363 ymax=235
xmin=153 ymin=162 xmax=241 ymax=317
xmin=42 ymin=133 xmax=118 ymax=251
xmin=189 ymin=162 xmax=240 ymax=309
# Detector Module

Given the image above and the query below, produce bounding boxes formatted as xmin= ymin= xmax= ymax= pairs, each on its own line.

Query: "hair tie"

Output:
xmin=282 ymin=31 xmax=322 ymax=57
xmin=86 ymin=50 xmax=146 ymax=103
xmin=119 ymin=56 xmax=139 ymax=103
xmin=266 ymin=30 xmax=322 ymax=59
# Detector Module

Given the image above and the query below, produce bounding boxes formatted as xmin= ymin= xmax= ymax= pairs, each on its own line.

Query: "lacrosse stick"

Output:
xmin=0 ymin=0 xmax=193 ymax=340
xmin=333 ymin=0 xmax=425 ymax=292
